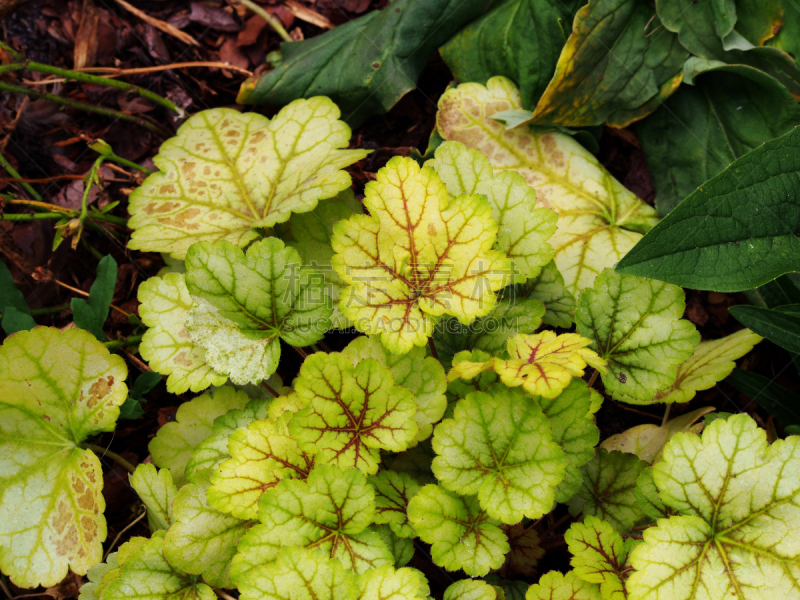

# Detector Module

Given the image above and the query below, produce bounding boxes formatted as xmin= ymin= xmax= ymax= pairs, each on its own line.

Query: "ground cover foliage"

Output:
xmin=1 ymin=1 xmax=800 ymax=599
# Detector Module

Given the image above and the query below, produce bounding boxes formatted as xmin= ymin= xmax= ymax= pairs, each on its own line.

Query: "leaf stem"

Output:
xmin=427 ymin=337 xmax=439 ymax=360
xmin=0 ymin=303 xmax=70 ymax=321
xmin=292 ymin=345 xmax=308 ymax=359
xmin=104 ymin=335 xmax=143 ymax=350
xmin=260 ymin=380 xmax=281 ymax=398
xmin=0 ymin=150 xmax=41 ymax=200
xmin=587 ymin=368 xmax=599 ymax=388
xmin=0 ymin=80 xmax=172 ymax=138
xmin=661 ymin=403 xmax=671 ymax=427
xmin=234 ymin=0 xmax=293 ymax=43
xmin=213 ymin=588 xmax=238 ymax=600
xmin=84 ymin=442 xmax=136 ymax=474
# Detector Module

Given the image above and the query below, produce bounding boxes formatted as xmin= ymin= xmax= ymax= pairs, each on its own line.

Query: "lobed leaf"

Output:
xmin=332 ymin=156 xmax=511 ymax=354
xmin=289 ymin=352 xmax=418 ymax=474
xmin=444 ymin=579 xmax=500 ymax=600
xmin=576 ymin=269 xmax=700 ymax=404
xmin=130 ymin=464 xmax=177 ymax=533
xmin=369 ymin=471 xmax=420 ymax=538
xmin=407 ymin=484 xmax=509 ymax=576
xmin=517 ymin=260 xmax=576 ymax=328
xmin=436 ymin=77 xmax=659 ymax=295
xmin=185 ymin=238 xmax=331 ymax=385
xmin=0 ymin=328 xmax=127 ymax=588
xmin=128 ymin=103 xmax=367 ymax=258
xmin=566 ymin=517 xmax=637 ymax=600
xmin=432 ymin=389 xmax=566 ymax=523
xmin=356 ymin=564 xmax=430 ymax=600
xmin=525 ymin=571 xmax=602 ymax=600
xmin=500 ymin=523 xmax=544 ymax=578
xmin=633 ymin=467 xmax=668 ymax=521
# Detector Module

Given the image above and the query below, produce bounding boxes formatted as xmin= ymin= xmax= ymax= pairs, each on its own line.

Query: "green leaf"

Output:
xmin=517 ymin=260 xmax=576 ymax=328
xmin=752 ymin=274 xmax=800 ymax=308
xmin=238 ymin=547 xmax=356 ymax=600
xmin=529 ymin=0 xmax=687 ymax=128
xmin=121 ymin=372 xmax=161 ymax=420
xmin=525 ymin=571 xmax=602 ymax=600
xmin=357 ymin=564 xmax=430 ymax=600
xmin=236 ymin=1 xmax=498 ymax=127
xmin=128 ymin=104 xmax=367 ymax=258
xmin=426 ymin=141 xmax=557 ymax=282
xmin=432 ymin=389 xmax=566 ymax=523
xmin=633 ymin=467 xmax=668 ymax=520
xmin=576 ymin=270 xmax=700 ymax=404
xmin=569 ymin=449 xmax=647 ymax=533
xmin=0 ymin=327 xmax=128 ymax=588
xmin=184 ymin=397 xmax=272 ymax=483
xmin=449 ymin=332 xmax=606 ymax=399
xmin=537 ymin=380 xmax=601 ymax=504
xmin=499 ymin=523 xmax=544 ymax=578
xmin=616 ymin=125 xmax=800 ymax=291
xmin=436 ymin=77 xmax=659 ymax=295
xmin=184 ymin=238 xmax=331 ymax=385
xmin=726 ymin=368 xmax=800 ymax=427
xmin=654 ymin=328 xmax=762 ymax=404
xmin=162 ymin=481 xmax=250 ymax=589
xmin=388 ymin=438 xmax=437 ymax=485
xmin=138 ymin=273 xmax=227 ymax=394
xmin=149 ymin=386 xmax=251 ymax=486
xmin=374 ymin=524 xmax=414 ymax=568
xmin=407 ymin=484 xmax=509 ymax=576
xmin=232 ymin=464 xmax=392 ymax=579
xmin=207 ymin=416 xmax=315 ymax=520
xmin=332 ymin=156 xmax=511 ymax=354
xmin=342 ymin=336 xmax=447 ymax=444
xmin=130 ymin=464 xmax=176 ymax=533
xmin=566 ymin=517 xmax=637 ymax=600
xmin=440 ymin=0 xmax=580 ymax=112
xmin=369 ymin=471 xmax=420 ymax=538
xmin=444 ymin=579 xmax=500 ymax=600
xmin=288 ymin=352 xmax=418 ymax=474
xmin=639 ymin=65 xmax=800 ymax=216
xmin=0 ymin=260 xmax=35 ymax=335
xmin=281 ymin=189 xmax=362 ymax=330
xmin=729 ymin=304 xmax=800 ymax=353
xmin=627 ymin=414 xmax=800 ymax=600
xmin=601 ymin=406 xmax=713 ymax=464
xmin=101 ymin=535 xmax=215 ymax=600
xmin=72 ymin=255 xmax=117 ymax=341
xmin=79 ymin=551 xmax=119 ymax=600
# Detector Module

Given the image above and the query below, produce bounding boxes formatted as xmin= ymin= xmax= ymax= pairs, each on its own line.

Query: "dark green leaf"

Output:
xmin=777 ymin=303 xmax=800 ymax=316
xmin=71 ymin=255 xmax=118 ymax=341
xmin=638 ymin=65 xmax=800 ymax=216
xmin=236 ymin=0 xmax=498 ymax=127
xmin=752 ymin=275 xmax=800 ymax=308
xmin=616 ymin=126 xmax=800 ymax=292
xmin=726 ymin=368 xmax=800 ymax=426
xmin=767 ymin=2 xmax=800 ymax=65
xmin=728 ymin=305 xmax=800 ymax=353
xmin=120 ymin=371 xmax=161 ymax=420
xmin=0 ymin=260 xmax=35 ymax=335
xmin=1 ymin=306 xmax=37 ymax=335
xmin=526 ymin=0 xmax=688 ymax=127
xmin=439 ymin=0 xmax=580 ymax=111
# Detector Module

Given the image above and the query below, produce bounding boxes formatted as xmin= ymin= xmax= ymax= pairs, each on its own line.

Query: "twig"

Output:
xmin=71 ymin=61 xmax=253 ymax=78
xmin=53 ymin=279 xmax=132 ymax=318
xmin=1 ymin=198 xmax=128 ymax=226
xmin=234 ymin=0 xmax=293 ymax=43
xmin=0 ymin=575 xmax=12 ymax=600
xmin=0 ymin=80 xmax=172 ymax=138
xmin=612 ymin=400 xmax=662 ymax=420
xmin=104 ymin=506 xmax=147 ymax=560
xmin=85 ymin=442 xmax=137 ymax=474
xmin=113 ymin=0 xmax=200 ymax=47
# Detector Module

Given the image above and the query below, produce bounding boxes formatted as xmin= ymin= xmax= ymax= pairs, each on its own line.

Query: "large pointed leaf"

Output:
xmin=436 ymin=77 xmax=659 ymax=295
xmin=576 ymin=270 xmax=700 ymax=404
xmin=288 ymin=352 xmax=418 ymax=474
xmin=627 ymin=414 xmax=800 ymax=600
xmin=432 ymin=389 xmax=566 ymax=523
xmin=616 ymin=125 xmax=800 ymax=292
xmin=184 ymin=238 xmax=331 ymax=385
xmin=332 ymin=156 xmax=511 ymax=354
xmin=0 ymin=328 xmax=127 ymax=588
xmin=128 ymin=103 xmax=367 ymax=258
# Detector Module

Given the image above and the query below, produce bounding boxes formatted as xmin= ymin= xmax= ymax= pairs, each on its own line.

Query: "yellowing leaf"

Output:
xmin=426 ymin=141 xmax=557 ymax=282
xmin=448 ymin=332 xmax=606 ymax=399
xmin=0 ymin=328 xmax=127 ymax=588
xmin=444 ymin=579 xmax=500 ymax=600
xmin=566 ymin=517 xmax=637 ymax=600
xmin=525 ymin=571 xmax=602 ymax=600
xmin=129 ymin=464 xmax=177 ymax=533
xmin=207 ymin=416 xmax=315 ymax=520
xmin=627 ymin=414 xmax=800 ymax=600
xmin=332 ymin=156 xmax=511 ymax=354
xmin=288 ymin=352 xmax=418 ymax=474
xmin=654 ymin=329 xmax=762 ymax=404
xmin=436 ymin=77 xmax=659 ymax=295
xmin=138 ymin=273 xmax=226 ymax=395
xmin=356 ymin=564 xmax=430 ymax=600
xmin=128 ymin=102 xmax=368 ymax=259
xmin=149 ymin=386 xmax=251 ymax=486
xmin=342 ymin=336 xmax=447 ymax=444
xmin=600 ymin=406 xmax=714 ymax=464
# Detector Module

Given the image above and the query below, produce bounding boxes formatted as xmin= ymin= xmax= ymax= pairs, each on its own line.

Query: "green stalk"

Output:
xmin=0 ymin=81 xmax=172 ymax=138
xmin=84 ymin=442 xmax=136 ymax=474
xmin=0 ymin=210 xmax=127 ymax=226
xmin=235 ymin=0 xmax=293 ymax=43
xmin=104 ymin=334 xmax=143 ymax=350
xmin=0 ymin=150 xmax=42 ymax=200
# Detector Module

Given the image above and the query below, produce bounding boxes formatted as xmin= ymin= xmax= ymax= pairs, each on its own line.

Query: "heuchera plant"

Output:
xmin=2 ymin=87 xmax=794 ymax=600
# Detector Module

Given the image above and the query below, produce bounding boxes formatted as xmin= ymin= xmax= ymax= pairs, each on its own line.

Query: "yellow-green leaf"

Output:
xmin=436 ymin=77 xmax=659 ymax=295
xmin=0 ymin=328 xmax=127 ymax=588
xmin=332 ymin=156 xmax=511 ymax=354
xmin=128 ymin=102 xmax=368 ymax=259
xmin=525 ymin=571 xmax=602 ymax=600
xmin=129 ymin=464 xmax=177 ymax=533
